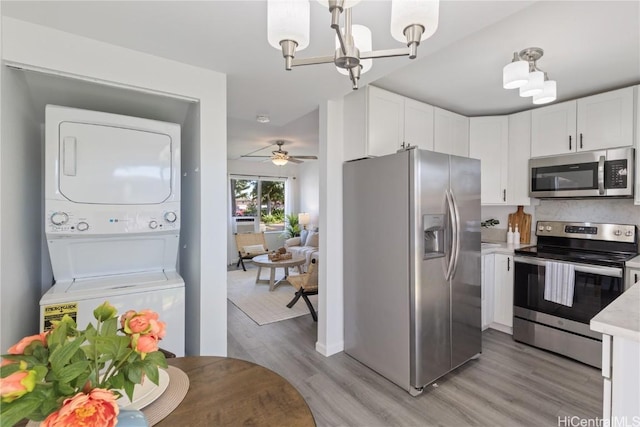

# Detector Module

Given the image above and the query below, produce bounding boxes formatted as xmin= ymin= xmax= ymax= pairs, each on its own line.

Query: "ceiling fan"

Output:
xmin=241 ymin=140 xmax=318 ymax=165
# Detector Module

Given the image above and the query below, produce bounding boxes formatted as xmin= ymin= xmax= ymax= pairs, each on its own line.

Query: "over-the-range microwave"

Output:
xmin=529 ymin=147 xmax=634 ymax=198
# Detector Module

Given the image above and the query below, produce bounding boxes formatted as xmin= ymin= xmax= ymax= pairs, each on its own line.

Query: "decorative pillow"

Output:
xmin=285 ymin=237 xmax=301 ymax=247
xmin=299 ymin=229 xmax=309 ymax=246
xmin=305 ymin=231 xmax=319 ymax=247
xmin=242 ymin=244 xmax=265 ymax=254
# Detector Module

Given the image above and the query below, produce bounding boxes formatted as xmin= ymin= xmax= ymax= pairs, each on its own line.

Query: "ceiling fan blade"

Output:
xmin=240 ymin=155 xmax=271 ymax=158
xmin=288 ymin=158 xmax=303 ymax=164
xmin=290 ymin=155 xmax=318 ymax=160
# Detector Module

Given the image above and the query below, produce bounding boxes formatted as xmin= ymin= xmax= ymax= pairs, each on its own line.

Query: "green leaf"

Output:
xmin=0 ymin=393 xmax=43 ymax=427
xmin=123 ymin=378 xmax=135 ymax=402
xmin=56 ymin=361 xmax=90 ymax=384
xmin=100 ymin=317 xmax=118 ymax=336
xmin=143 ymin=364 xmax=160 ymax=386
xmin=49 ymin=334 xmax=84 ymax=372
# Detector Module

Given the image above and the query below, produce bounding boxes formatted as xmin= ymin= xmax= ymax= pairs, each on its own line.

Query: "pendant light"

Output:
xmin=503 ymin=47 xmax=557 ymax=105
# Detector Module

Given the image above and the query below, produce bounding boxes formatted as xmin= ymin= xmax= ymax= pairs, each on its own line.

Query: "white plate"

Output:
xmin=116 ymin=368 xmax=170 ymax=410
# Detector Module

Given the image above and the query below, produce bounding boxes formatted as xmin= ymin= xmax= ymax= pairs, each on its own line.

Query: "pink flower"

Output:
xmin=8 ymin=332 xmax=47 ymax=355
xmin=0 ymin=368 xmax=37 ymax=403
xmin=41 ymin=388 xmax=120 ymax=427
xmin=0 ymin=359 xmax=16 ymax=367
xmin=120 ymin=310 xmax=136 ymax=329
xmin=123 ymin=309 xmax=162 ymax=335
xmin=132 ymin=334 xmax=159 ymax=357
xmin=148 ymin=319 xmax=166 ymax=339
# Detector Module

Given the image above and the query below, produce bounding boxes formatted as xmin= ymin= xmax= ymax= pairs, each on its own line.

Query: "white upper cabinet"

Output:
xmin=469 ymin=116 xmax=509 ymax=205
xmin=635 ymin=85 xmax=640 ymax=206
xmin=531 ymin=100 xmax=577 ymax=157
xmin=507 ymin=111 xmax=532 ymax=206
xmin=434 ymin=107 xmax=469 ymax=157
xmin=343 ymin=86 xmax=434 ymax=161
xmin=531 ymin=86 xmax=634 ymax=157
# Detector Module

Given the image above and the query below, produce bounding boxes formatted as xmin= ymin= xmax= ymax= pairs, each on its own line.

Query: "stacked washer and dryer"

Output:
xmin=39 ymin=105 xmax=185 ymax=356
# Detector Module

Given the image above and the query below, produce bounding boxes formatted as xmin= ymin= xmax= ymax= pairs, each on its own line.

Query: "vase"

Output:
xmin=117 ymin=409 xmax=149 ymax=427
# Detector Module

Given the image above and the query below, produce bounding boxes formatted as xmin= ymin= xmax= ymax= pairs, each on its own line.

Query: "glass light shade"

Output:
xmin=316 ymin=0 xmax=363 ymax=9
xmin=533 ymin=80 xmax=557 ymax=105
xmin=519 ymin=71 xmax=544 ymax=97
xmin=502 ymin=60 xmax=529 ymax=89
xmin=335 ymin=24 xmax=372 ymax=75
xmin=390 ymin=0 xmax=440 ymax=42
xmin=267 ymin=0 xmax=310 ymax=50
xmin=272 ymin=157 xmax=289 ymax=166
xmin=298 ymin=212 xmax=310 ymax=226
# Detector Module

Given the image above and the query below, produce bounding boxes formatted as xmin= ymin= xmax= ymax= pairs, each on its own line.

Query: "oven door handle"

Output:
xmin=513 ymin=256 xmax=623 ymax=278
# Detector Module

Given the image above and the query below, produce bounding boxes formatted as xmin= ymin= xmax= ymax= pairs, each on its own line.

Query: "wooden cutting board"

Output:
xmin=508 ymin=206 xmax=532 ymax=244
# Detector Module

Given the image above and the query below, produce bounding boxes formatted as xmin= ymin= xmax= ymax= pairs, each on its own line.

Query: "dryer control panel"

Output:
xmin=45 ymin=202 xmax=180 ymax=236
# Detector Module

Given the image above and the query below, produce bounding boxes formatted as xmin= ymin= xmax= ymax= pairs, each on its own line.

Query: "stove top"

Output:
xmin=515 ymin=221 xmax=639 ymax=268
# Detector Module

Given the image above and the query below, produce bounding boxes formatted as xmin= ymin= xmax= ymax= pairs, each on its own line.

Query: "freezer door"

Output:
xmin=58 ymin=122 xmax=174 ymax=204
xmin=412 ymin=150 xmax=452 ymax=387
xmin=449 ymin=155 xmax=482 ymax=368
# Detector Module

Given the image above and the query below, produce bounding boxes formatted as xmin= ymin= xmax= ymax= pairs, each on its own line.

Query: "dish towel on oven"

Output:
xmin=544 ymin=261 xmax=575 ymax=307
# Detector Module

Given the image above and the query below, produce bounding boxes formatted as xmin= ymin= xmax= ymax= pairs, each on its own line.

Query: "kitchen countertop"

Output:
xmin=626 ymin=255 xmax=640 ymax=269
xmin=590 ymin=281 xmax=640 ymax=342
xmin=481 ymin=241 xmax=533 ymax=256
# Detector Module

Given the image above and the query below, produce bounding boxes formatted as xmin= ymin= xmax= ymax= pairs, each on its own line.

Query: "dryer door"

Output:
xmin=58 ymin=122 xmax=173 ymax=204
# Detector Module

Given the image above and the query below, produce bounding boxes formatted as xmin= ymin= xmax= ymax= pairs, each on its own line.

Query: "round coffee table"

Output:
xmin=252 ymin=254 xmax=306 ymax=291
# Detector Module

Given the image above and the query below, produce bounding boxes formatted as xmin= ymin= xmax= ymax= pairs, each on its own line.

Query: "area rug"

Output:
xmin=227 ymin=269 xmax=318 ymax=325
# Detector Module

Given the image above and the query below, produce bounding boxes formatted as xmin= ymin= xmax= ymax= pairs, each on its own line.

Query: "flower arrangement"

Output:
xmin=0 ymin=302 xmax=168 ymax=427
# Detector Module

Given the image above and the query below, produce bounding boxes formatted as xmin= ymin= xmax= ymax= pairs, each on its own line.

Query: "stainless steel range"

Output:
xmin=513 ymin=221 xmax=638 ymax=368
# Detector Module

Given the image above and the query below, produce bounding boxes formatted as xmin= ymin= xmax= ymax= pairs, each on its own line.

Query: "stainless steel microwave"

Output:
xmin=529 ymin=147 xmax=634 ymax=198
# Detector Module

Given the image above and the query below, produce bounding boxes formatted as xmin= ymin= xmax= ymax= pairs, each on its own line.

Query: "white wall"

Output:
xmin=1 ymin=18 xmax=227 ymax=356
xmin=317 ymin=98 xmax=344 ymax=356
xmin=297 ymin=161 xmax=320 ymax=229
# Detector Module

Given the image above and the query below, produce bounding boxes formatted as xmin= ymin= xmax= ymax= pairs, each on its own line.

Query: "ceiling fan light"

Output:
xmin=335 ymin=24 xmax=373 ymax=75
xmin=272 ymin=157 xmax=289 ymax=166
xmin=519 ymin=71 xmax=544 ymax=97
xmin=503 ymin=55 xmax=529 ymax=89
xmin=533 ymin=80 xmax=557 ymax=105
xmin=267 ymin=0 xmax=310 ymax=51
xmin=390 ymin=0 xmax=440 ymax=43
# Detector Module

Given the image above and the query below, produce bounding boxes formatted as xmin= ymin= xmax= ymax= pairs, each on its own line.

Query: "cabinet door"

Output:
xmin=481 ymin=254 xmax=495 ymax=330
xmin=469 ymin=117 xmax=508 ymax=205
xmin=367 ymin=86 xmax=404 ymax=157
xmin=507 ymin=111 xmax=532 ymax=206
xmin=493 ymin=254 xmax=514 ymax=329
xmin=404 ymin=98 xmax=434 ymax=151
xmin=636 ymin=86 xmax=640 ymax=206
xmin=626 ymin=268 xmax=640 ymax=287
xmin=577 ymin=87 xmax=634 ymax=151
xmin=531 ymin=100 xmax=577 ymax=157
xmin=434 ymin=107 xmax=469 ymax=157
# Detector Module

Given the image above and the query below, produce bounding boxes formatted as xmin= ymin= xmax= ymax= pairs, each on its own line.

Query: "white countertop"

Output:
xmin=627 ymin=255 xmax=640 ymax=269
xmin=590 ymin=281 xmax=640 ymax=342
xmin=481 ymin=242 xmax=533 ymax=256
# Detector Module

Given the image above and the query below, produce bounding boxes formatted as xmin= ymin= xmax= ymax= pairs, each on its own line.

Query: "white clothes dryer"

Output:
xmin=40 ymin=106 xmax=185 ymax=356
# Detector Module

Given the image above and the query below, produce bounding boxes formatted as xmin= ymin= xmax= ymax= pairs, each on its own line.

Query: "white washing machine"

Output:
xmin=39 ymin=105 xmax=185 ymax=356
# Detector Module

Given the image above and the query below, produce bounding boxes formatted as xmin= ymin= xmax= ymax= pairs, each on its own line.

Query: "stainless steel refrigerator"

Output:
xmin=343 ymin=148 xmax=482 ymax=396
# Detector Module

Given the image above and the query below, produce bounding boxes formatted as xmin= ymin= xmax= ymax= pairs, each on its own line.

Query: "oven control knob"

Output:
xmin=538 ymin=225 xmax=544 ymax=231
xmin=77 ymin=222 xmax=89 ymax=232
xmin=164 ymin=212 xmax=177 ymax=223
xmin=614 ymin=229 xmax=622 ymax=236
xmin=545 ymin=226 xmax=552 ymax=232
xmin=625 ymin=230 xmax=633 ymax=237
xmin=149 ymin=220 xmax=158 ymax=230
xmin=51 ymin=212 xmax=69 ymax=226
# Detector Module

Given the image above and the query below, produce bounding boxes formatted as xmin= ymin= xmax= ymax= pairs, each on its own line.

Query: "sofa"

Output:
xmin=285 ymin=230 xmax=319 ymax=271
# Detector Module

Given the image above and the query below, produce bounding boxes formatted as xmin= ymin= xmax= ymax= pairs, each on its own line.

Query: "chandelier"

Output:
xmin=267 ymin=0 xmax=440 ymax=90
xmin=503 ymin=47 xmax=557 ymax=105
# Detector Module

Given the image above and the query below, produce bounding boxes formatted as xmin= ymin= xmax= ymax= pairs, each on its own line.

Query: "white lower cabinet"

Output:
xmin=626 ymin=268 xmax=640 ymax=286
xmin=600 ymin=334 xmax=640 ymax=421
xmin=492 ymin=253 xmax=514 ymax=333
xmin=481 ymin=254 xmax=495 ymax=330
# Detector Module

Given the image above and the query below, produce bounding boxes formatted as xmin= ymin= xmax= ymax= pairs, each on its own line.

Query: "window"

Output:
xmin=231 ymin=177 xmax=286 ymax=232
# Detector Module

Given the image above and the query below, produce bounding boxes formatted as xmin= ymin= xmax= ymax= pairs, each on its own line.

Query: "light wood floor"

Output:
xmin=227 ymin=297 xmax=603 ymax=427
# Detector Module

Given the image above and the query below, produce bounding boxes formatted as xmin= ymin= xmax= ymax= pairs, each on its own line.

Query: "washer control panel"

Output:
xmin=46 ymin=204 xmax=180 ymax=235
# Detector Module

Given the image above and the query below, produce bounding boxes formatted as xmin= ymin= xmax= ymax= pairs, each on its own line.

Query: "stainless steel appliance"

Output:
xmin=529 ymin=147 xmax=634 ymax=198
xmin=513 ymin=221 xmax=638 ymax=368
xmin=343 ymin=148 xmax=481 ymax=396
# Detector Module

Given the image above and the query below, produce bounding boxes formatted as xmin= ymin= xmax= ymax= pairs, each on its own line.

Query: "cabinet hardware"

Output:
xmin=503 ymin=189 xmax=506 ymax=202
xmin=569 ymin=135 xmax=572 ymax=150
xmin=635 ymin=273 xmax=638 ymax=283
xmin=580 ymin=133 xmax=583 ymax=149
xmin=507 ymin=257 xmax=511 ymax=271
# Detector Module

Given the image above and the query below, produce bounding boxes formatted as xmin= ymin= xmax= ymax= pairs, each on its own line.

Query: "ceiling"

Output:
xmin=3 ymin=1 xmax=639 ymax=163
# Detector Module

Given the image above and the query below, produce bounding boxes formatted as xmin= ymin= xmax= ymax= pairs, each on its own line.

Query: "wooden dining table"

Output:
xmin=155 ymin=356 xmax=316 ymax=427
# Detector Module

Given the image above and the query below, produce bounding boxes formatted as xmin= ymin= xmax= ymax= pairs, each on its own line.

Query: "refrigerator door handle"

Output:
xmin=444 ymin=190 xmax=457 ymax=281
xmin=449 ymin=190 xmax=461 ymax=278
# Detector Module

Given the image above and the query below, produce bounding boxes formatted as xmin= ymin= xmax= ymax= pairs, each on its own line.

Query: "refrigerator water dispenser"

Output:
xmin=423 ymin=214 xmax=445 ymax=259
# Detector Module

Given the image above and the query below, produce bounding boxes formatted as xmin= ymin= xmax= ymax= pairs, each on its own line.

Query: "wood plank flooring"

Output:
xmin=227 ymin=288 xmax=603 ymax=427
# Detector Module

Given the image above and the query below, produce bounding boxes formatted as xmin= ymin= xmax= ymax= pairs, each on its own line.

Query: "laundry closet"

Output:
xmin=0 ymin=22 xmax=227 ymax=356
